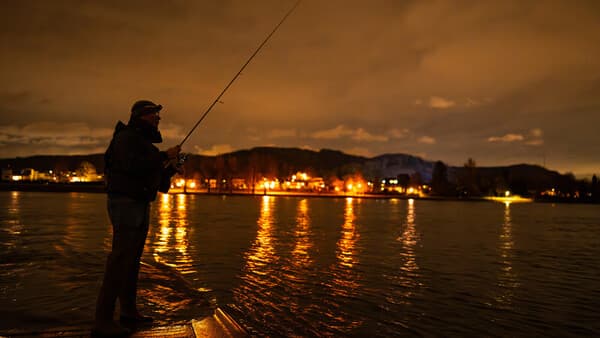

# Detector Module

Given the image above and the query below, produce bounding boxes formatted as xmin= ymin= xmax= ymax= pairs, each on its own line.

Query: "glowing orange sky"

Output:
xmin=1 ymin=1 xmax=599 ymax=177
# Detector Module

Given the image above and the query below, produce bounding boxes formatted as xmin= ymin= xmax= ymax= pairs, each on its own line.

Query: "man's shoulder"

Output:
xmin=113 ymin=124 xmax=141 ymax=141
xmin=112 ymin=125 xmax=159 ymax=153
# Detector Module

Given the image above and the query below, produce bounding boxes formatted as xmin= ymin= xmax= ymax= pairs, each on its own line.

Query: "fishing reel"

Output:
xmin=172 ymin=153 xmax=188 ymax=174
xmin=177 ymin=153 xmax=188 ymax=166
xmin=165 ymin=152 xmax=187 ymax=174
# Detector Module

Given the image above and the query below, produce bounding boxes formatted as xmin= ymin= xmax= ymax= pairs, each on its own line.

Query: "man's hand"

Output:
xmin=166 ymin=145 xmax=181 ymax=160
xmin=163 ymin=145 xmax=182 ymax=172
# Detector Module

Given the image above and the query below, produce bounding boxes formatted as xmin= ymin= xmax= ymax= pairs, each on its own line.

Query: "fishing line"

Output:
xmin=179 ymin=0 xmax=302 ymax=147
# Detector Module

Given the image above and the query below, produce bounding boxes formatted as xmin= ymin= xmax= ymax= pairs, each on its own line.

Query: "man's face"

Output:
xmin=139 ymin=112 xmax=160 ymax=128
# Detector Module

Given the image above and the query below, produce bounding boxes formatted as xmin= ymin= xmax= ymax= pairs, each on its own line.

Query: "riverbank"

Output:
xmin=0 ymin=182 xmax=481 ymax=202
xmin=2 ymin=182 xmax=596 ymax=203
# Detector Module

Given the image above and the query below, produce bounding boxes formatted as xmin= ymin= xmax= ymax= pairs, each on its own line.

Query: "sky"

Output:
xmin=1 ymin=0 xmax=599 ymax=177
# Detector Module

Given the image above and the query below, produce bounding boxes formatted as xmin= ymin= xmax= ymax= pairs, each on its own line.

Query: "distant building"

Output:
xmin=1 ymin=169 xmax=13 ymax=181
xmin=231 ymin=178 xmax=247 ymax=190
xmin=9 ymin=168 xmax=40 ymax=181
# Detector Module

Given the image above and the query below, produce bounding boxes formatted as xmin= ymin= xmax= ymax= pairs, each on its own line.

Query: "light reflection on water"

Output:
xmin=335 ymin=197 xmax=360 ymax=270
xmin=5 ymin=192 xmax=22 ymax=245
xmin=245 ymin=195 xmax=277 ymax=278
xmin=231 ymin=195 xmax=281 ymax=333
xmin=291 ymin=198 xmax=312 ymax=270
xmin=389 ymin=198 xmax=421 ymax=306
xmin=494 ymin=201 xmax=519 ymax=308
xmin=153 ymin=193 xmax=196 ymax=276
xmin=326 ymin=197 xmax=363 ymax=332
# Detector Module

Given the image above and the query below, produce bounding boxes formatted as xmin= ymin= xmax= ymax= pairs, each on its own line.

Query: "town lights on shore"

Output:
xmin=261 ymin=178 xmax=277 ymax=190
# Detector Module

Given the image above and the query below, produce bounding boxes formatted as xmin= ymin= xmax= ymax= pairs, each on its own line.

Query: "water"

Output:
xmin=1 ymin=191 xmax=599 ymax=336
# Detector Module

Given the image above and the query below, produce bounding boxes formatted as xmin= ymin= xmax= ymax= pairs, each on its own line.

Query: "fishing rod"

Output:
xmin=178 ymin=0 xmax=302 ymax=147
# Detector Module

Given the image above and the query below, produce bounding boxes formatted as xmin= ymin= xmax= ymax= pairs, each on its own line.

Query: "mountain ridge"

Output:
xmin=0 ymin=146 xmax=572 ymax=190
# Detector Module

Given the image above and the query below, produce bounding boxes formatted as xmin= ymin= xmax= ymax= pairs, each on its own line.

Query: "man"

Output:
xmin=93 ymin=100 xmax=181 ymax=337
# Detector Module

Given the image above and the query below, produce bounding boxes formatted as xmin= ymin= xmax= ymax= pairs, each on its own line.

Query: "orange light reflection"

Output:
xmin=400 ymin=199 xmax=420 ymax=293
xmin=245 ymin=195 xmax=277 ymax=278
xmin=336 ymin=198 xmax=359 ymax=269
xmin=233 ymin=195 xmax=279 ymax=321
xmin=6 ymin=192 xmax=23 ymax=250
xmin=494 ymin=202 xmax=519 ymax=308
xmin=328 ymin=197 xmax=363 ymax=330
xmin=152 ymin=193 xmax=196 ymax=275
xmin=291 ymin=198 xmax=313 ymax=269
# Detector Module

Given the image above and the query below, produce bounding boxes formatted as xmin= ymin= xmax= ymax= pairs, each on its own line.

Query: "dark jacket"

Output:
xmin=104 ymin=121 xmax=175 ymax=201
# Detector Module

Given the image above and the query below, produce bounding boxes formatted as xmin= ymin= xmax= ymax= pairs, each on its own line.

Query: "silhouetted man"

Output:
xmin=93 ymin=100 xmax=180 ymax=337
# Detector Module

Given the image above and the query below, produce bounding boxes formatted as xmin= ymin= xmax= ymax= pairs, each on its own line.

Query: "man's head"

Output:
xmin=130 ymin=100 xmax=162 ymax=128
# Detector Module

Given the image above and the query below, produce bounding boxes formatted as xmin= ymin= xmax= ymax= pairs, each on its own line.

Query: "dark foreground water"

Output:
xmin=1 ymin=191 xmax=599 ymax=336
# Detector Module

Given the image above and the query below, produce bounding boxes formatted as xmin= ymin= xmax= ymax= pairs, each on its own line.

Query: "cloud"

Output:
xmin=529 ymin=128 xmax=543 ymax=138
xmin=0 ymin=122 xmax=112 ymax=147
xmin=418 ymin=136 xmax=436 ymax=144
xmin=193 ymin=144 xmax=234 ymax=156
xmin=524 ymin=139 xmax=544 ymax=146
xmin=266 ymin=128 xmax=297 ymax=138
xmin=387 ymin=128 xmax=410 ymax=139
xmin=416 ymin=97 xmax=484 ymax=109
xmin=487 ymin=133 xmax=525 ymax=143
xmin=353 ymin=128 xmax=388 ymax=142
xmin=0 ymin=121 xmax=187 ymax=152
xmin=158 ymin=123 xmax=186 ymax=141
xmin=487 ymin=128 xmax=544 ymax=146
xmin=310 ymin=125 xmax=354 ymax=139
xmin=310 ymin=125 xmax=387 ymax=142
xmin=429 ymin=96 xmax=456 ymax=109
xmin=525 ymin=128 xmax=544 ymax=146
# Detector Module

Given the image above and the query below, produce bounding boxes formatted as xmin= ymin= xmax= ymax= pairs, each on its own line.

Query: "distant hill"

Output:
xmin=366 ymin=153 xmax=435 ymax=181
xmin=448 ymin=163 xmax=567 ymax=195
xmin=0 ymin=147 xmax=567 ymax=190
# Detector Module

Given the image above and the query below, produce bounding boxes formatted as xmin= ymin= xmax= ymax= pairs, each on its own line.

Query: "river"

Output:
xmin=1 ymin=191 xmax=598 ymax=336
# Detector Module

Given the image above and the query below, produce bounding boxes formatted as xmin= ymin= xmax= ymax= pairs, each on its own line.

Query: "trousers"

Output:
xmin=95 ymin=194 xmax=150 ymax=322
